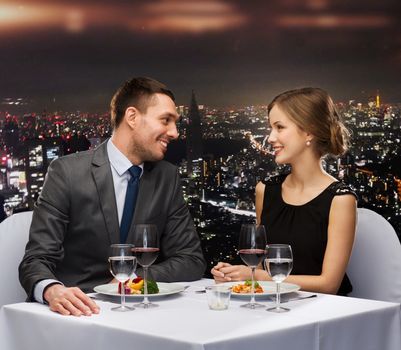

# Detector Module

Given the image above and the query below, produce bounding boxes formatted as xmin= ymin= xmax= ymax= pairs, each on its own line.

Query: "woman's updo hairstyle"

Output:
xmin=268 ymin=87 xmax=350 ymax=157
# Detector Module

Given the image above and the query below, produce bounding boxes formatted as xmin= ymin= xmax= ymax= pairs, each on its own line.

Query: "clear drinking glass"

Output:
xmin=205 ymin=285 xmax=231 ymax=310
xmin=132 ymin=224 xmax=159 ymax=308
xmin=238 ymin=224 xmax=267 ymax=309
xmin=108 ymin=244 xmax=136 ymax=312
xmin=265 ymin=244 xmax=293 ymax=313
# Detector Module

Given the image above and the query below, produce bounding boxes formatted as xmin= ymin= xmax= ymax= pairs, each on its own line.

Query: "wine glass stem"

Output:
xmin=121 ymin=281 xmax=126 ymax=308
xmin=250 ymin=266 xmax=256 ymax=304
xmin=143 ymin=266 xmax=149 ymax=304
xmin=276 ymin=282 xmax=281 ymax=309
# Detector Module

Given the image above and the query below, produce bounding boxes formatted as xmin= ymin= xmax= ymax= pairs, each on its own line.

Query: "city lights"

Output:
xmin=0 ymin=94 xmax=400 ymax=274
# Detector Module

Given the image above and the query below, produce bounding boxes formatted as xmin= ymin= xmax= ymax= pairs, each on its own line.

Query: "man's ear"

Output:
xmin=124 ymin=106 xmax=139 ymax=128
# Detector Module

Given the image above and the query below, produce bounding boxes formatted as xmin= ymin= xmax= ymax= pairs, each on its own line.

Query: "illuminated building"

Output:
xmin=25 ymin=138 xmax=64 ymax=205
xmin=186 ymin=91 xmax=203 ymax=176
xmin=3 ymin=115 xmax=19 ymax=155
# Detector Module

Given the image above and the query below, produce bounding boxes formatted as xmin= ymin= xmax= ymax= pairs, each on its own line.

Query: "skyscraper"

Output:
xmin=3 ymin=115 xmax=19 ymax=155
xmin=25 ymin=137 xmax=64 ymax=205
xmin=186 ymin=91 xmax=203 ymax=175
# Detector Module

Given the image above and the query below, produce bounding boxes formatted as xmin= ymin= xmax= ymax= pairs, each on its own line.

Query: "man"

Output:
xmin=19 ymin=77 xmax=206 ymax=316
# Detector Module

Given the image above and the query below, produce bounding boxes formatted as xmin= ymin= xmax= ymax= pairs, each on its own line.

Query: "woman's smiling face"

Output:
xmin=267 ymin=105 xmax=310 ymax=165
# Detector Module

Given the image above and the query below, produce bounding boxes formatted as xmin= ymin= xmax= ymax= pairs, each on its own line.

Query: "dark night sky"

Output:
xmin=1 ymin=0 xmax=400 ymax=112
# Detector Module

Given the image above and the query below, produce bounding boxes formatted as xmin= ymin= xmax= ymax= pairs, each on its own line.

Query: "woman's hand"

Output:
xmin=211 ymin=262 xmax=252 ymax=283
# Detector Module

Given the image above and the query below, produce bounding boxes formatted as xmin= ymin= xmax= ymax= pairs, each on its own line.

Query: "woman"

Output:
xmin=212 ymin=87 xmax=357 ymax=295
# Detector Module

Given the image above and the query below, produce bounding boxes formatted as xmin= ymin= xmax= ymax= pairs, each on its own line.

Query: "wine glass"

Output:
xmin=108 ymin=244 xmax=136 ymax=312
xmin=132 ymin=224 xmax=159 ymax=308
xmin=238 ymin=224 xmax=267 ymax=309
xmin=265 ymin=244 xmax=293 ymax=313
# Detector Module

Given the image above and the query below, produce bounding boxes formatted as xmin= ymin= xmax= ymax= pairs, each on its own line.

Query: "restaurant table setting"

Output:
xmin=1 ymin=278 xmax=400 ymax=350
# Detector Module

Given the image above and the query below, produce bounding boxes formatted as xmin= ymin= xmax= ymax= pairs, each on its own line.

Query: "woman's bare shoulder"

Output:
xmin=256 ymin=181 xmax=265 ymax=195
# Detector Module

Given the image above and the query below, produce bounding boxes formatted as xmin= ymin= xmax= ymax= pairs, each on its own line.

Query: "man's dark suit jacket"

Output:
xmin=19 ymin=140 xmax=206 ymax=300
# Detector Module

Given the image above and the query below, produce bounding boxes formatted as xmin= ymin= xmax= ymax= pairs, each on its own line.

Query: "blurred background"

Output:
xmin=1 ymin=0 xmax=400 ymax=109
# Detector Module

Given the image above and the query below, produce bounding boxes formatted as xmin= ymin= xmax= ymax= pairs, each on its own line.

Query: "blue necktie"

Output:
xmin=120 ymin=165 xmax=142 ymax=243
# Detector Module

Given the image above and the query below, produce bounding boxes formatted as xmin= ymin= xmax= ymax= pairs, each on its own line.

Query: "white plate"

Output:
xmin=93 ymin=282 xmax=185 ymax=298
xmin=222 ymin=281 xmax=300 ymax=298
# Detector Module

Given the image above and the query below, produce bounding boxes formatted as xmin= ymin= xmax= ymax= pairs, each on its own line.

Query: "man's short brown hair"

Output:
xmin=110 ymin=77 xmax=175 ymax=129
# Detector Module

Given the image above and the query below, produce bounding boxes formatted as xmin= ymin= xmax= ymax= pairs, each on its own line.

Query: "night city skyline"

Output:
xmin=1 ymin=94 xmax=400 ymax=274
xmin=1 ymin=0 xmax=401 ymax=111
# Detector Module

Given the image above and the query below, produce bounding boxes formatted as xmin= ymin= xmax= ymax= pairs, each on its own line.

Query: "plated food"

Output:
xmin=94 ymin=282 xmax=185 ymax=298
xmin=118 ymin=277 xmax=159 ymax=295
xmin=221 ymin=281 xmax=301 ymax=298
xmin=231 ymin=280 xmax=264 ymax=294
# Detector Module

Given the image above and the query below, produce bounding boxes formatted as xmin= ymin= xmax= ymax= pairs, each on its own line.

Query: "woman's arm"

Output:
xmin=255 ymin=181 xmax=265 ymax=225
xmin=283 ymin=194 xmax=357 ymax=293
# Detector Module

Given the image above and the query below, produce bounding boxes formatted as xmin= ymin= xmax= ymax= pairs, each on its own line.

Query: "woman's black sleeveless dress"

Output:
xmin=261 ymin=174 xmax=357 ymax=296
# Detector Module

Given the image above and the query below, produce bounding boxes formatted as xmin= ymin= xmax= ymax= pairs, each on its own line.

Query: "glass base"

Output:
xmin=240 ymin=302 xmax=265 ymax=309
xmin=134 ymin=302 xmax=159 ymax=309
xmin=267 ymin=306 xmax=290 ymax=313
xmin=111 ymin=305 xmax=135 ymax=312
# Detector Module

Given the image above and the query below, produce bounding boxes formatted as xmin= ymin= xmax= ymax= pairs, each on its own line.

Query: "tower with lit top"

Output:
xmin=376 ymin=90 xmax=380 ymax=108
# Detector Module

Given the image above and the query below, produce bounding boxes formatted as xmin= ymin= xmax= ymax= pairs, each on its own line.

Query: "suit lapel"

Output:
xmin=92 ymin=141 xmax=120 ymax=244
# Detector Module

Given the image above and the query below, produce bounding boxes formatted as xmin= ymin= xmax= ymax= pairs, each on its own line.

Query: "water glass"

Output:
xmin=206 ymin=285 xmax=231 ymax=310
xmin=108 ymin=244 xmax=136 ymax=312
xmin=265 ymin=244 xmax=293 ymax=313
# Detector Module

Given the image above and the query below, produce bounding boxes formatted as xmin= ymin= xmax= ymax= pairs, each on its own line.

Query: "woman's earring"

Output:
xmin=306 ymin=140 xmax=311 ymax=146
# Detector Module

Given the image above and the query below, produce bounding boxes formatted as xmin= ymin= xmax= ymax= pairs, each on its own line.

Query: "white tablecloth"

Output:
xmin=1 ymin=280 xmax=400 ymax=350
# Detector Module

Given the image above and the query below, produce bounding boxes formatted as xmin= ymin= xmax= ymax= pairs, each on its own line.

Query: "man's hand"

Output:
xmin=43 ymin=284 xmax=100 ymax=316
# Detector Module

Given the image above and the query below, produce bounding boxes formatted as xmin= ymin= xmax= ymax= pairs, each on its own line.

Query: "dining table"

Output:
xmin=0 ymin=279 xmax=400 ymax=350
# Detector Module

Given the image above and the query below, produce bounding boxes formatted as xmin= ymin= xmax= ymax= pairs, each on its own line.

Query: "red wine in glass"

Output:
xmin=239 ymin=248 xmax=266 ymax=267
xmin=132 ymin=247 xmax=159 ymax=267
xmin=238 ymin=224 xmax=267 ymax=309
xmin=133 ymin=224 xmax=159 ymax=308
